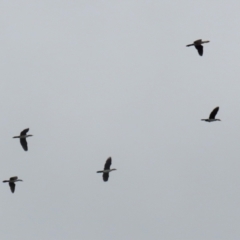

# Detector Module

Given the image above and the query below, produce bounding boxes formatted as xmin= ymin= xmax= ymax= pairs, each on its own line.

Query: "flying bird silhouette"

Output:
xmin=186 ymin=39 xmax=210 ymax=56
xmin=201 ymin=107 xmax=221 ymax=122
xmin=3 ymin=176 xmax=23 ymax=193
xmin=97 ymin=157 xmax=117 ymax=182
xmin=13 ymin=128 xmax=33 ymax=151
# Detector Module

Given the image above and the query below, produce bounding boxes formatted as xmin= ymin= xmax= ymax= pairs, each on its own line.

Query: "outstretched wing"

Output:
xmin=20 ymin=128 xmax=29 ymax=136
xmin=104 ymin=157 xmax=112 ymax=170
xmin=20 ymin=138 xmax=28 ymax=151
xmin=9 ymin=182 xmax=15 ymax=193
xmin=103 ymin=173 xmax=109 ymax=182
xmin=209 ymin=107 xmax=219 ymax=119
xmin=195 ymin=45 xmax=203 ymax=56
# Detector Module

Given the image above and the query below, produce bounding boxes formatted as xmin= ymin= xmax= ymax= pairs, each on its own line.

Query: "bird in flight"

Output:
xmin=13 ymin=128 xmax=33 ymax=151
xmin=97 ymin=157 xmax=117 ymax=182
xmin=201 ymin=107 xmax=221 ymax=122
xmin=3 ymin=176 xmax=23 ymax=193
xmin=186 ymin=39 xmax=210 ymax=56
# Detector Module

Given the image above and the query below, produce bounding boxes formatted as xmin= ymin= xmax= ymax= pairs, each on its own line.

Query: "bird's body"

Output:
xmin=97 ymin=157 xmax=116 ymax=182
xmin=201 ymin=107 xmax=221 ymax=122
xmin=98 ymin=169 xmax=114 ymax=173
xmin=186 ymin=39 xmax=210 ymax=56
xmin=13 ymin=128 xmax=33 ymax=151
xmin=3 ymin=176 xmax=23 ymax=193
xmin=202 ymin=119 xmax=218 ymax=123
xmin=17 ymin=135 xmax=31 ymax=139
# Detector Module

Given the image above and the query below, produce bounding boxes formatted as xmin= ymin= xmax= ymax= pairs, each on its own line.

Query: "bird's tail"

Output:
xmin=96 ymin=171 xmax=103 ymax=173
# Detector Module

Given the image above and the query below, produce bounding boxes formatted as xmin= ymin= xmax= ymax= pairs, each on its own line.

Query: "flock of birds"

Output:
xmin=2 ymin=39 xmax=214 ymax=193
xmin=186 ymin=40 xmax=222 ymax=122
xmin=3 ymin=127 xmax=117 ymax=192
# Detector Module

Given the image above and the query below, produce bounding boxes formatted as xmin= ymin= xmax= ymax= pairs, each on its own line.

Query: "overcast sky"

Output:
xmin=1 ymin=1 xmax=240 ymax=239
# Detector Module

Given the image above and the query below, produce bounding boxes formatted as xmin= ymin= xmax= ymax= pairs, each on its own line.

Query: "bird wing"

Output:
xmin=195 ymin=45 xmax=203 ymax=56
xmin=103 ymin=173 xmax=109 ymax=182
xmin=104 ymin=157 xmax=112 ymax=170
xmin=209 ymin=107 xmax=219 ymax=119
xmin=9 ymin=182 xmax=15 ymax=193
xmin=20 ymin=138 xmax=28 ymax=151
xmin=10 ymin=176 xmax=18 ymax=181
xmin=20 ymin=128 xmax=29 ymax=136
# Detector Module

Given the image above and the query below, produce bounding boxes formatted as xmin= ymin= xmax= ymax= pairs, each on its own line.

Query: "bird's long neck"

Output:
xmin=13 ymin=135 xmax=33 ymax=139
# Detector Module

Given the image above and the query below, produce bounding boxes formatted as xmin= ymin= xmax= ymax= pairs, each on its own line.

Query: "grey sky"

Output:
xmin=0 ymin=1 xmax=240 ymax=239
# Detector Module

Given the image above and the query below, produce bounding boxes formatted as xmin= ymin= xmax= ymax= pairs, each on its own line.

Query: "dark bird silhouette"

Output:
xmin=97 ymin=157 xmax=116 ymax=182
xmin=186 ymin=39 xmax=210 ymax=56
xmin=201 ymin=107 xmax=221 ymax=122
xmin=13 ymin=128 xmax=33 ymax=151
xmin=3 ymin=176 xmax=23 ymax=193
